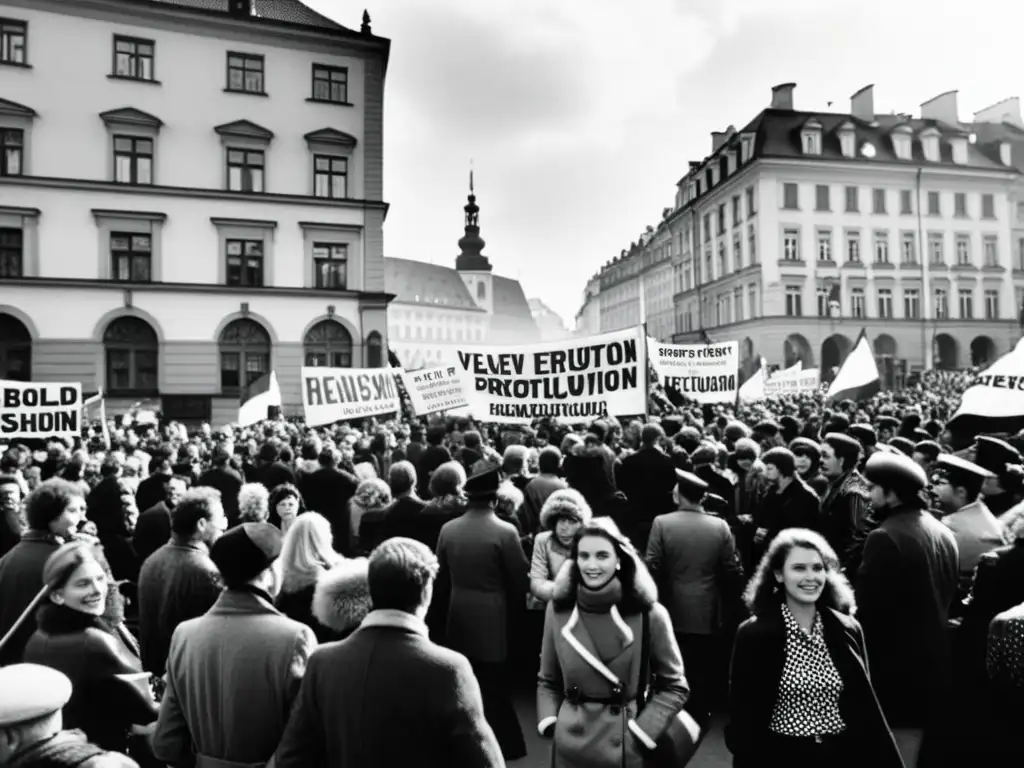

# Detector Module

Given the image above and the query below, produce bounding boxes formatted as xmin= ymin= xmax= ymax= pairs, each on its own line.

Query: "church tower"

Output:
xmin=455 ymin=171 xmax=494 ymax=314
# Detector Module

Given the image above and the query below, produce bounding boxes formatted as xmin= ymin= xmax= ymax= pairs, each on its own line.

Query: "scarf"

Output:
xmin=577 ymin=575 xmax=623 ymax=614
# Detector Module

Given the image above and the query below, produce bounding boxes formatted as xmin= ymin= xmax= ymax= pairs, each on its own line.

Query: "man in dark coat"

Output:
xmin=615 ymin=423 xmax=678 ymax=549
xmin=195 ymin=448 xmax=243 ymax=526
xmin=245 ymin=441 xmax=296 ymax=492
xmin=134 ymin=455 xmax=174 ymax=519
xmin=819 ymin=433 xmax=872 ymax=574
xmin=274 ymin=537 xmax=503 ymax=768
xmin=974 ymin=436 xmax=1022 ymax=517
xmin=753 ymin=447 xmax=819 ymax=562
xmin=300 ymin=448 xmax=358 ymax=554
xmin=691 ymin=444 xmax=737 ymax=523
xmin=132 ymin=476 xmax=186 ymax=564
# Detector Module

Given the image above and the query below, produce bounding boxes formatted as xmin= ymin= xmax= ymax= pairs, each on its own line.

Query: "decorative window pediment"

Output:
xmin=304 ymin=127 xmax=357 ymax=157
xmin=801 ymin=119 xmax=823 ymax=155
xmin=214 ymin=119 xmax=274 ymax=146
xmin=0 ymin=97 xmax=37 ymax=120
xmin=100 ymin=107 xmax=163 ymax=132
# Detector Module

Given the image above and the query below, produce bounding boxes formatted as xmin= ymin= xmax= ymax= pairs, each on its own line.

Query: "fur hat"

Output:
xmin=311 ymin=557 xmax=374 ymax=635
xmin=539 ymin=489 xmax=593 ymax=530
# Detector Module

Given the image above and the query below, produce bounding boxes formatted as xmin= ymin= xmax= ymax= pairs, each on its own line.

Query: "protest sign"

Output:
xmin=0 ymin=380 xmax=82 ymax=439
xmin=648 ymin=339 xmax=739 ymax=404
xmin=300 ymin=367 xmax=402 ymax=426
xmin=949 ymin=337 xmax=1024 ymax=434
xmin=764 ymin=370 xmax=820 ymax=397
xmin=400 ymin=365 xmax=470 ymax=417
xmin=452 ymin=326 xmax=647 ymax=424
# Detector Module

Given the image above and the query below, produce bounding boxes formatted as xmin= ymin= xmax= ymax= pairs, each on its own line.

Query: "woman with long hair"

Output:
xmin=726 ymin=528 xmax=903 ymax=768
xmin=276 ymin=512 xmax=343 ymax=642
xmin=537 ymin=517 xmax=688 ymax=767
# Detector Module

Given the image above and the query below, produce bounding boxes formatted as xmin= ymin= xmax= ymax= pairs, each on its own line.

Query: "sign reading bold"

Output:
xmin=400 ymin=365 xmax=470 ymax=417
xmin=0 ymin=380 xmax=83 ymax=439
xmin=648 ymin=339 xmax=739 ymax=404
xmin=453 ymin=326 xmax=647 ymax=424
xmin=300 ymin=367 xmax=401 ymax=426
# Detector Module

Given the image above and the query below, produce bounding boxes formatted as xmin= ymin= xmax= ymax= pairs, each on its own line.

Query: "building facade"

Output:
xmin=0 ymin=0 xmax=390 ymax=424
xmin=573 ymin=273 xmax=601 ymax=337
xmin=668 ymin=84 xmax=1021 ymax=380
xmin=528 ymin=297 xmax=570 ymax=342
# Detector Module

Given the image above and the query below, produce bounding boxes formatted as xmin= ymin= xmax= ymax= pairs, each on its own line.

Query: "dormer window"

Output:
xmin=892 ymin=125 xmax=913 ymax=160
xmin=801 ymin=119 xmax=823 ymax=155
xmin=920 ymin=128 xmax=940 ymax=162
xmin=725 ymin=150 xmax=736 ymax=175
xmin=688 ymin=181 xmax=696 ymax=199
xmin=740 ymin=133 xmax=754 ymax=163
xmin=950 ymin=136 xmax=968 ymax=165
xmin=1000 ymin=141 xmax=1013 ymax=167
xmin=711 ymin=164 xmax=720 ymax=186
xmin=837 ymin=122 xmax=856 ymax=158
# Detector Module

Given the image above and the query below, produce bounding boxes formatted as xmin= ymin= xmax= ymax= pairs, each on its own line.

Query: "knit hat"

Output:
xmin=210 ymin=522 xmax=283 ymax=588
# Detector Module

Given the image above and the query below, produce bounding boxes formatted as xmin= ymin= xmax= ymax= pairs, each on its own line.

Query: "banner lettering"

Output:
xmin=300 ymin=367 xmax=401 ymax=426
xmin=764 ymin=370 xmax=820 ymax=396
xmin=648 ymin=339 xmax=739 ymax=404
xmin=0 ymin=380 xmax=82 ymax=439
xmin=400 ymin=365 xmax=470 ymax=417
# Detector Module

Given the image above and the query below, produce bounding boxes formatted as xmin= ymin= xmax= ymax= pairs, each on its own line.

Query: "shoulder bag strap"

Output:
xmin=638 ymin=609 xmax=651 ymax=711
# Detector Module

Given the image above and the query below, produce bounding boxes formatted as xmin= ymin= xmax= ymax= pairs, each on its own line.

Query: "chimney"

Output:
xmin=770 ymin=83 xmax=796 ymax=111
xmin=974 ymin=97 xmax=1024 ymax=129
xmin=850 ymin=85 xmax=874 ymax=122
xmin=711 ymin=131 xmax=728 ymax=152
xmin=920 ymin=90 xmax=960 ymax=126
xmin=228 ymin=0 xmax=253 ymax=17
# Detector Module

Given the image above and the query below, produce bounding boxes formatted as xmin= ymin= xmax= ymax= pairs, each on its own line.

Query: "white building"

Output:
xmin=528 ymin=297 xmax=570 ymax=342
xmin=573 ymin=273 xmax=601 ymax=337
xmin=0 ymin=0 xmax=390 ymax=424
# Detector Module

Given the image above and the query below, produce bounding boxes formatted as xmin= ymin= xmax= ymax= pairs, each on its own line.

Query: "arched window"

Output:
xmin=304 ymin=320 xmax=352 ymax=368
xmin=104 ymin=316 xmax=158 ymax=393
xmin=0 ymin=313 xmax=31 ymax=382
xmin=477 ymin=281 xmax=486 ymax=300
xmin=219 ymin=318 xmax=270 ymax=392
xmin=366 ymin=331 xmax=383 ymax=368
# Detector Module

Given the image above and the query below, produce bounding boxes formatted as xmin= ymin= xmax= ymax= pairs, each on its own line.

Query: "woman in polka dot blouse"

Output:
xmin=724 ymin=528 xmax=905 ymax=768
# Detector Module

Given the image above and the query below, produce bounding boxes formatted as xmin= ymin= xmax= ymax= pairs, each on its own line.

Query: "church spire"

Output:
xmin=456 ymin=167 xmax=491 ymax=272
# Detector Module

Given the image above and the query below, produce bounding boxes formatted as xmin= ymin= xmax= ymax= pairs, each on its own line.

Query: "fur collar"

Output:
xmin=311 ymin=558 xmax=374 ymax=634
xmin=35 ymin=602 xmax=113 ymax=636
xmin=551 ymin=554 xmax=658 ymax=610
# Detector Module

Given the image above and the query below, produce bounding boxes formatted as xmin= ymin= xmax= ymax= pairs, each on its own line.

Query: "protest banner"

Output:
xmin=400 ymin=365 xmax=470 ymax=417
xmin=452 ymin=326 xmax=647 ymax=424
xmin=648 ymin=338 xmax=739 ymax=404
xmin=0 ymin=380 xmax=82 ymax=439
xmin=764 ymin=370 xmax=820 ymax=397
xmin=948 ymin=337 xmax=1024 ymax=434
xmin=300 ymin=367 xmax=402 ymax=426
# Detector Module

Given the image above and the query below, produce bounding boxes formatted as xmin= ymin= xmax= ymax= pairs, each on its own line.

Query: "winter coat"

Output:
xmin=274 ymin=557 xmax=372 ymax=644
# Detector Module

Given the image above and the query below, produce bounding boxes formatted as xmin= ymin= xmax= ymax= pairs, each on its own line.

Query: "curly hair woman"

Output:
xmin=725 ymin=527 xmax=903 ymax=768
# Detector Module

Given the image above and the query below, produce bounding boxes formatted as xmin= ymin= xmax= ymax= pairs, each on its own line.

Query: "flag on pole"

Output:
xmin=738 ymin=356 xmax=767 ymax=402
xmin=238 ymin=370 xmax=282 ymax=427
xmin=948 ymin=337 xmax=1024 ymax=434
xmin=83 ymin=389 xmax=109 ymax=448
xmin=772 ymin=361 xmax=803 ymax=381
xmin=826 ymin=330 xmax=880 ymax=402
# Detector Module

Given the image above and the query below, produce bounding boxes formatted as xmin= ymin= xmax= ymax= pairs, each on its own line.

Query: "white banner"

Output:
xmin=648 ymin=338 xmax=739 ymax=404
xmin=453 ymin=326 xmax=648 ymax=424
xmin=949 ymin=337 xmax=1024 ymax=427
xmin=300 ymin=367 xmax=401 ymax=426
xmin=764 ymin=370 xmax=820 ymax=396
xmin=0 ymin=380 xmax=82 ymax=439
xmin=400 ymin=365 xmax=470 ymax=417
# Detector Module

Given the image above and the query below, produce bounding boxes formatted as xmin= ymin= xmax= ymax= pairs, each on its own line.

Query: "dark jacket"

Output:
xmin=134 ymin=473 xmax=170 ymax=519
xmin=7 ymin=730 xmax=140 ymax=768
xmin=275 ymin=558 xmax=373 ymax=645
xmin=274 ymin=610 xmax=504 ymax=768
xmin=0 ymin=531 xmax=62 ymax=665
xmin=726 ymin=604 xmax=904 ymax=768
xmin=196 ymin=466 xmax=243 ymax=526
xmin=247 ymin=461 xmax=297 ymax=493
xmin=819 ymin=470 xmax=872 ymax=574
xmin=379 ymin=495 xmax=427 ymax=543
xmin=132 ymin=502 xmax=172 ymax=565
xmin=615 ymin=446 xmax=678 ymax=547
xmin=300 ymin=467 xmax=359 ymax=553
xmin=761 ymin=476 xmax=820 ymax=540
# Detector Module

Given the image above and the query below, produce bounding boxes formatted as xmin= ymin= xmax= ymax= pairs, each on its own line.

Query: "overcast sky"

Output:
xmin=306 ymin=0 xmax=1024 ymax=327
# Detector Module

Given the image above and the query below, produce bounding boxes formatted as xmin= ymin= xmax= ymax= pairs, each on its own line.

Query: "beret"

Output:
xmin=675 ymin=469 xmax=708 ymax=500
xmin=864 ymin=452 xmax=928 ymax=492
xmin=824 ymin=432 xmax=862 ymax=457
xmin=465 ymin=467 xmax=501 ymax=500
xmin=847 ymin=423 xmax=877 ymax=448
xmin=753 ymin=421 xmax=780 ymax=436
xmin=788 ymin=437 xmax=820 ymax=457
xmin=210 ymin=522 xmax=283 ymax=586
xmin=0 ymin=664 xmax=72 ymax=727
xmin=888 ymin=436 xmax=916 ymax=458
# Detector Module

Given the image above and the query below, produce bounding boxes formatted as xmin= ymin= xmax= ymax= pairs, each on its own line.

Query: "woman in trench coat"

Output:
xmin=537 ymin=517 xmax=689 ymax=768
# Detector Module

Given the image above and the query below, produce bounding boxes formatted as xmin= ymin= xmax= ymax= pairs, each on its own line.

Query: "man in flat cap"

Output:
xmin=431 ymin=467 xmax=529 ymax=761
xmin=973 ymin=436 xmax=1023 ymax=518
xmin=0 ymin=663 xmax=136 ymax=767
xmin=646 ymin=470 xmax=743 ymax=727
xmin=152 ymin=522 xmax=317 ymax=768
xmin=690 ymin=443 xmax=737 ymax=523
xmin=818 ymin=432 xmax=872 ymax=574
xmin=856 ymin=452 xmax=958 ymax=766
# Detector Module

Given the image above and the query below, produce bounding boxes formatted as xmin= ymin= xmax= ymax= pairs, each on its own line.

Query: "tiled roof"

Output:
xmin=965 ymin=120 xmax=1024 ymax=172
xmin=384 ymin=258 xmax=483 ymax=311
xmin=150 ymin=0 xmax=352 ymax=32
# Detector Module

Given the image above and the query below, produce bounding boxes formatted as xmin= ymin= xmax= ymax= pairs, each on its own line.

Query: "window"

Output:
xmin=956 ymin=235 xmax=971 ymax=266
xmin=112 ymin=36 xmax=154 ymax=81
xmin=844 ymin=186 xmax=859 ymax=213
xmin=366 ymin=331 xmax=383 ymax=368
xmin=922 ymin=134 xmax=940 ymax=162
xmin=783 ymin=229 xmax=800 ymax=261
xmin=227 ymin=149 xmax=264 ymax=192
xmin=817 ymin=286 xmax=829 ymax=317
xmin=904 ymin=288 xmax=920 ymax=319
xmin=0 ymin=18 xmax=26 ymax=65
xmin=313 ymin=243 xmax=347 ymax=289
xmin=928 ymin=191 xmax=940 ymax=215
xmin=734 ymin=287 xmax=744 ymax=321
xmin=717 ymin=242 xmax=727 ymax=276
xmin=784 ymin=286 xmax=802 ymax=317
xmin=304 ymin=320 xmax=352 ymax=368
xmin=0 ymin=128 xmax=22 ymax=176
xmin=982 ymin=194 xmax=995 ymax=219
xmin=733 ymin=232 xmax=742 ymax=270
xmin=1018 ymin=236 xmax=1024 ymax=270
xmin=717 ymin=204 xmax=726 ymax=235
xmin=732 ymin=195 xmax=740 ymax=226
xmin=893 ymin=132 xmax=912 ymax=160
xmin=313 ymin=155 xmax=347 ymax=198
xmin=851 ymin=287 xmax=866 ymax=318
xmin=985 ymin=289 xmax=1000 ymax=319
xmin=874 ymin=231 xmax=890 ymax=264
xmin=748 ymin=225 xmax=757 ymax=263
xmin=817 ymin=230 xmax=832 ymax=262
xmin=311 ymin=64 xmax=348 ymax=103
xmin=929 ymin=233 xmax=944 ymax=265
xmin=802 ymin=131 xmax=821 ymax=155
xmin=959 ymin=289 xmax=974 ymax=319
xmin=741 ymin=135 xmax=754 ymax=163
xmin=846 ymin=231 xmax=861 ymax=263
xmin=748 ymin=284 xmax=758 ymax=318
xmin=839 ymin=128 xmax=855 ymax=158
xmin=219 ymin=318 xmax=270 ymax=392
xmin=984 ymin=235 xmax=998 ymax=267
xmin=110 ymin=233 xmax=151 ymax=282
xmin=746 ymin=186 xmax=756 ymax=217
xmin=815 ymin=185 xmax=830 ymax=211
xmin=901 ymin=232 xmax=916 ymax=265
xmin=113 ymin=136 xmax=152 ymax=185
xmin=934 ymin=288 xmax=948 ymax=319
xmin=226 ymin=52 xmax=264 ymax=94
xmin=103 ymin=317 xmax=158 ymax=393
xmin=0 ymin=313 xmax=30 ymax=381
xmin=872 ymin=188 xmax=886 ymax=214
xmin=877 ymin=288 xmax=893 ymax=318
xmin=702 ymin=214 xmax=710 ymax=242
xmin=782 ymin=183 xmax=799 ymax=210
xmin=225 ymin=239 xmax=264 ymax=287
xmin=900 ymin=190 xmax=913 ymax=215
xmin=0 ymin=228 xmax=22 ymax=277
xmin=952 ymin=138 xmax=968 ymax=165
xmin=954 ymin=192 xmax=967 ymax=218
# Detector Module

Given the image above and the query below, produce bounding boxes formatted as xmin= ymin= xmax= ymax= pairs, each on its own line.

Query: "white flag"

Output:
xmin=826 ymin=333 xmax=880 ymax=402
xmin=739 ymin=357 xmax=767 ymax=402
xmin=948 ymin=337 xmax=1024 ymax=433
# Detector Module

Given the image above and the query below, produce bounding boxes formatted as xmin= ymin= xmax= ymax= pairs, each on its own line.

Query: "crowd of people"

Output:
xmin=0 ymin=366 xmax=1021 ymax=767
